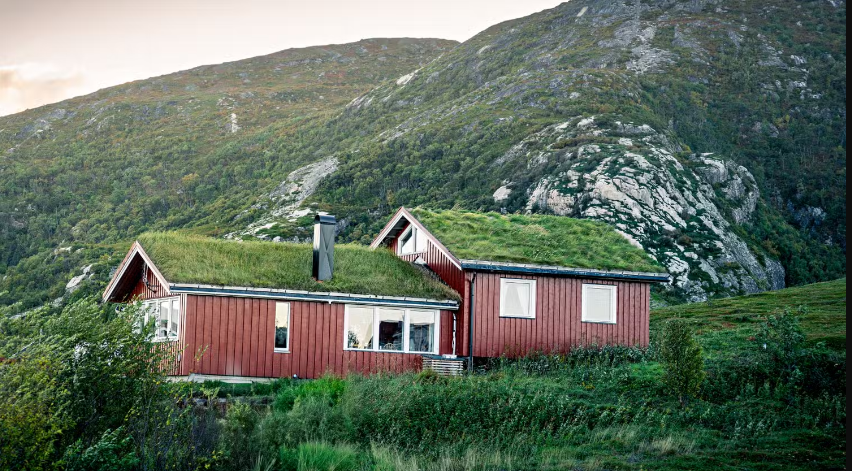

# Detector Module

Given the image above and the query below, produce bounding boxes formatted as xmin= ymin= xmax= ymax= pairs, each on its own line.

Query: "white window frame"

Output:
xmin=141 ymin=296 xmax=181 ymax=342
xmin=397 ymin=226 xmax=426 ymax=255
xmin=499 ymin=278 xmax=537 ymax=319
xmin=343 ymin=305 xmax=440 ymax=354
xmin=273 ymin=302 xmax=291 ymax=353
xmin=581 ymin=283 xmax=617 ymax=324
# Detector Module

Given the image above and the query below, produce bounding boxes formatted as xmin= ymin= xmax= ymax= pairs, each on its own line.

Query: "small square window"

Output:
xmin=582 ymin=284 xmax=617 ymax=324
xmin=500 ymin=278 xmax=536 ymax=318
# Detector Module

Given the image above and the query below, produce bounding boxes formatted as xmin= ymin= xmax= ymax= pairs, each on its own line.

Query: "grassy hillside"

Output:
xmin=655 ymin=277 xmax=847 ymax=353
xmin=0 ymin=39 xmax=456 ymax=311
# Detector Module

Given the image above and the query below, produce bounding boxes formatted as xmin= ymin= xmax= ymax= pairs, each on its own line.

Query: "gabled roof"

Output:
xmin=104 ymin=232 xmax=460 ymax=306
xmin=372 ymin=207 xmax=668 ymax=280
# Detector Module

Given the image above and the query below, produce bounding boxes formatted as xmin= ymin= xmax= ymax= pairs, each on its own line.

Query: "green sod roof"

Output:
xmin=136 ymin=232 xmax=459 ymax=301
xmin=408 ymin=208 xmax=665 ymax=274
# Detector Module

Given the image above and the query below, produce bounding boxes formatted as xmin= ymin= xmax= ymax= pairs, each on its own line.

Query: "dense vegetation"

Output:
xmin=0 ymin=39 xmax=456 ymax=311
xmin=0 ymin=0 xmax=846 ymax=312
xmin=408 ymin=209 xmax=665 ymax=273
xmin=1 ymin=278 xmax=844 ymax=470
xmin=137 ymin=231 xmax=459 ymax=300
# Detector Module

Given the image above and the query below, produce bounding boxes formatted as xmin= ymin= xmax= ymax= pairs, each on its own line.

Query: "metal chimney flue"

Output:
xmin=312 ymin=214 xmax=336 ymax=281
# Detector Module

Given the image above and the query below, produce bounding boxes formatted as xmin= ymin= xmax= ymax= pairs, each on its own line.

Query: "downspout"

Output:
xmin=468 ymin=272 xmax=477 ymax=373
xmin=451 ymin=312 xmax=457 ymax=357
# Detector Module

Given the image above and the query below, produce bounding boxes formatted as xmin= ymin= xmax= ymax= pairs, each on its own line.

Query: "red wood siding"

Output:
xmin=470 ymin=273 xmax=650 ymax=357
xmin=181 ymin=295 xmax=453 ymax=379
xmin=391 ymin=223 xmax=468 ymax=356
xmin=129 ymin=269 xmax=169 ymax=300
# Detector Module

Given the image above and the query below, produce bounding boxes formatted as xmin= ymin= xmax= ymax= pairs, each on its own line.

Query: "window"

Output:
xmin=344 ymin=306 xmax=438 ymax=354
xmin=499 ymin=278 xmax=536 ymax=318
xmin=398 ymin=225 xmax=427 ymax=255
xmin=408 ymin=310 xmax=436 ymax=353
xmin=582 ymin=284 xmax=617 ymax=324
xmin=377 ymin=308 xmax=404 ymax=351
xmin=142 ymin=296 xmax=180 ymax=341
xmin=346 ymin=306 xmax=374 ymax=349
xmin=274 ymin=302 xmax=291 ymax=352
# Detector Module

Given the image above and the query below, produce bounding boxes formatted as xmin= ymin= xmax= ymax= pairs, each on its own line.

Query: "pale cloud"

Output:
xmin=0 ymin=63 xmax=89 ymax=116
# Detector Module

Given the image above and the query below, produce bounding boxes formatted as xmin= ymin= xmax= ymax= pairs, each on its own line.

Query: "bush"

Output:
xmin=757 ymin=307 xmax=805 ymax=371
xmin=219 ymin=401 xmax=261 ymax=469
xmin=283 ymin=396 xmax=354 ymax=446
xmin=0 ymin=299 xmax=171 ymax=470
xmin=658 ymin=320 xmax=705 ymax=403
xmin=62 ymin=427 xmax=139 ymax=471
xmin=274 ymin=376 xmax=346 ymax=412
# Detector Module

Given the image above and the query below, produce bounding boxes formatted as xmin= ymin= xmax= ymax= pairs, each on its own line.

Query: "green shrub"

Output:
xmin=658 ymin=320 xmax=706 ymax=403
xmin=0 ymin=299 xmax=171 ymax=470
xmin=284 ymin=396 xmax=354 ymax=445
xmin=219 ymin=401 xmax=261 ymax=469
xmin=61 ymin=427 xmax=139 ymax=471
xmin=274 ymin=376 xmax=347 ymax=412
xmin=757 ymin=307 xmax=806 ymax=370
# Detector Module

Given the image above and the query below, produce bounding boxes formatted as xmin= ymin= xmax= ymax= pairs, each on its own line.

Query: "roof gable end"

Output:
xmin=102 ymin=241 xmax=170 ymax=302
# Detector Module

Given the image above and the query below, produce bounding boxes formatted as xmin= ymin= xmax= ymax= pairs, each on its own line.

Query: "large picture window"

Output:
xmin=582 ymin=284 xmax=617 ymax=324
xmin=344 ymin=306 xmax=438 ymax=354
xmin=141 ymin=296 xmax=180 ymax=341
xmin=499 ymin=278 xmax=536 ymax=318
xmin=274 ymin=302 xmax=291 ymax=352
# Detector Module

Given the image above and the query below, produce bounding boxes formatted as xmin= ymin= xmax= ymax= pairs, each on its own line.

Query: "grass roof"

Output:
xmin=136 ymin=232 xmax=459 ymax=301
xmin=409 ymin=208 xmax=665 ymax=273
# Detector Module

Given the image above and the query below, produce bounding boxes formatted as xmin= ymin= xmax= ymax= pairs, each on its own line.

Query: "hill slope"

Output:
xmin=0 ymin=38 xmax=456 ymax=309
xmin=654 ymin=277 xmax=847 ymax=353
xmin=1 ymin=0 xmax=847 ymax=311
xmin=235 ymin=0 xmax=845 ymax=301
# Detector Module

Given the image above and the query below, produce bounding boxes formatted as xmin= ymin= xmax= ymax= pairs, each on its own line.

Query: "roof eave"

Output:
xmin=459 ymin=259 xmax=671 ymax=283
xmin=169 ymin=283 xmax=460 ymax=310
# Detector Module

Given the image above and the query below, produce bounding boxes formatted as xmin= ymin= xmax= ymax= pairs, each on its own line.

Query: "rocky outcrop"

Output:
xmin=497 ymin=116 xmax=784 ymax=301
xmin=229 ymin=157 xmax=338 ymax=239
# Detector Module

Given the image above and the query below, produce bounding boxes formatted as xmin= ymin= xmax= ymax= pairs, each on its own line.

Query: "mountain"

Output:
xmin=0 ymin=1 xmax=846 ymax=311
xmin=234 ymin=0 xmax=846 ymax=302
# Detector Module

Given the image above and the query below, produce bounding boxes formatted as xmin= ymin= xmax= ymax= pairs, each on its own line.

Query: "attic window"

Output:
xmin=500 ymin=278 xmax=536 ymax=319
xmin=582 ymin=284 xmax=617 ymax=324
xmin=142 ymin=296 xmax=180 ymax=341
xmin=398 ymin=225 xmax=426 ymax=255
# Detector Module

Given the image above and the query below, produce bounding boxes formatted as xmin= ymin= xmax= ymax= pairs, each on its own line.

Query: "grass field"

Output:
xmin=654 ymin=278 xmax=847 ymax=354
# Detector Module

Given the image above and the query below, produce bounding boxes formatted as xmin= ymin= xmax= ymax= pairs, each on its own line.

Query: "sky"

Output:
xmin=0 ymin=0 xmax=564 ymax=116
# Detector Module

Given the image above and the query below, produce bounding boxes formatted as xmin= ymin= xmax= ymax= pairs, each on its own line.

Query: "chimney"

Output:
xmin=312 ymin=214 xmax=336 ymax=281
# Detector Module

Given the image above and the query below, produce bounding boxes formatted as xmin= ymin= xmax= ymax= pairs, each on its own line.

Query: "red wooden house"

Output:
xmin=371 ymin=208 xmax=670 ymax=369
xmin=104 ymin=208 xmax=668 ymax=381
